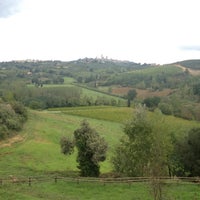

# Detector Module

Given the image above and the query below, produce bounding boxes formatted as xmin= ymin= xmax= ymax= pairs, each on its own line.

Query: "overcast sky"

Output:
xmin=0 ymin=0 xmax=200 ymax=64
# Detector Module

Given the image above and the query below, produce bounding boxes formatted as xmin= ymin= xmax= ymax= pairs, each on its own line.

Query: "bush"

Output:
xmin=0 ymin=101 xmax=27 ymax=140
xmin=0 ymin=125 xmax=8 ymax=140
xmin=158 ymin=103 xmax=173 ymax=115
xmin=173 ymin=128 xmax=200 ymax=176
xmin=143 ymin=97 xmax=161 ymax=110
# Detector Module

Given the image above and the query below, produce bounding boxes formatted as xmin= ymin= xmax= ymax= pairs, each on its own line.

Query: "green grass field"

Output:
xmin=0 ymin=106 xmax=200 ymax=199
xmin=0 ymin=179 xmax=199 ymax=200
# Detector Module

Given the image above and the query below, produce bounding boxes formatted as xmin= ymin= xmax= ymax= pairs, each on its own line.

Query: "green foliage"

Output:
xmin=112 ymin=105 xmax=172 ymax=177
xmin=23 ymin=87 xmax=82 ymax=109
xmin=173 ymin=127 xmax=200 ymax=176
xmin=126 ymin=89 xmax=137 ymax=107
xmin=0 ymin=125 xmax=8 ymax=140
xmin=127 ymin=89 xmax=137 ymax=100
xmin=0 ymin=102 xmax=27 ymax=140
xmin=105 ymin=65 xmax=186 ymax=90
xmin=61 ymin=120 xmax=108 ymax=177
xmin=11 ymin=101 xmax=28 ymax=122
xmin=60 ymin=136 xmax=74 ymax=155
xmin=193 ymin=83 xmax=200 ymax=96
xmin=158 ymin=103 xmax=173 ymax=115
xmin=143 ymin=96 xmax=161 ymax=110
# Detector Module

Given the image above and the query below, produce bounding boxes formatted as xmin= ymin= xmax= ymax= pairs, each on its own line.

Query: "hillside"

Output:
xmin=1 ymin=58 xmax=200 ymax=121
xmin=1 ymin=106 xmax=200 ymax=177
xmin=1 ymin=106 xmax=200 ymax=199
xmin=175 ymin=59 xmax=200 ymax=70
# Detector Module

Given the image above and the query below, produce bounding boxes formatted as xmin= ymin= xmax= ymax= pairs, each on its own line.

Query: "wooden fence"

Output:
xmin=0 ymin=176 xmax=200 ymax=186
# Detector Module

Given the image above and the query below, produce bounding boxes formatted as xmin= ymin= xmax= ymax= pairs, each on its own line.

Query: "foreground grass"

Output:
xmin=0 ymin=181 xmax=199 ymax=200
xmin=1 ymin=106 xmax=200 ymax=177
xmin=1 ymin=106 xmax=199 ymax=177
xmin=1 ymin=106 xmax=200 ymax=199
xmin=0 ymin=109 xmax=124 ymax=177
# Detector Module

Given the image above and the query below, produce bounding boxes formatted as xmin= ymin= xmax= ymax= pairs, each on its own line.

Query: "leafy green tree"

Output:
xmin=112 ymin=105 xmax=172 ymax=199
xmin=193 ymin=83 xmax=200 ymax=96
xmin=173 ymin=128 xmax=200 ymax=177
xmin=60 ymin=120 xmax=107 ymax=177
xmin=112 ymin=105 xmax=152 ymax=176
xmin=143 ymin=96 xmax=161 ymax=110
xmin=113 ymin=106 xmax=170 ymax=176
xmin=193 ymin=83 xmax=200 ymax=101
xmin=126 ymin=89 xmax=137 ymax=107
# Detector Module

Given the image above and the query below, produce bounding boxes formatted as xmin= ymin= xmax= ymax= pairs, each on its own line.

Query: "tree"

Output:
xmin=173 ymin=128 xmax=200 ymax=177
xmin=143 ymin=96 xmax=161 ymax=110
xmin=112 ymin=105 xmax=152 ymax=176
xmin=126 ymin=89 xmax=137 ymax=107
xmin=60 ymin=120 xmax=107 ymax=177
xmin=193 ymin=83 xmax=200 ymax=101
xmin=112 ymin=105 xmax=172 ymax=200
xmin=193 ymin=83 xmax=200 ymax=96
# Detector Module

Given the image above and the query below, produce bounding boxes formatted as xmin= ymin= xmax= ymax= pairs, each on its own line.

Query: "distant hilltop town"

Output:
xmin=9 ymin=55 xmax=133 ymax=64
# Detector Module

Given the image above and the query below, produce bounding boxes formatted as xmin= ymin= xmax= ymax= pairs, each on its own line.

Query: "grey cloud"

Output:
xmin=0 ymin=0 xmax=22 ymax=18
xmin=180 ymin=45 xmax=200 ymax=51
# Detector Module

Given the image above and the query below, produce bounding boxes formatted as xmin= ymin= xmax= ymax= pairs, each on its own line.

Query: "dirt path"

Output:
xmin=175 ymin=64 xmax=200 ymax=76
xmin=0 ymin=135 xmax=24 ymax=148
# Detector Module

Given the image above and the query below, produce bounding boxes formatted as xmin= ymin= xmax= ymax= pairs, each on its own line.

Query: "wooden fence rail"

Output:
xmin=0 ymin=176 xmax=199 ymax=186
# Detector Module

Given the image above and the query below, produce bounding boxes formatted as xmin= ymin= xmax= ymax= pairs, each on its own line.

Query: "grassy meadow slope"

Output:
xmin=0 ymin=106 xmax=200 ymax=199
xmin=0 ymin=108 xmax=124 ymax=177
xmin=1 ymin=106 xmax=200 ymax=178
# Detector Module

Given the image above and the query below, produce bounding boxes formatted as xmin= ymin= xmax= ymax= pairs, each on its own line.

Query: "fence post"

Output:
xmin=55 ymin=176 xmax=57 ymax=183
xmin=0 ymin=179 xmax=2 ymax=185
xmin=28 ymin=177 xmax=31 ymax=186
xmin=128 ymin=180 xmax=131 ymax=187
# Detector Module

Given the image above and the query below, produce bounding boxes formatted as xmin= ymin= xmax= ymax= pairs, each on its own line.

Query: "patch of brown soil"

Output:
xmin=112 ymin=87 xmax=132 ymax=96
xmin=0 ymin=135 xmax=24 ymax=148
xmin=136 ymin=88 xmax=174 ymax=99
xmin=112 ymin=86 xmax=174 ymax=99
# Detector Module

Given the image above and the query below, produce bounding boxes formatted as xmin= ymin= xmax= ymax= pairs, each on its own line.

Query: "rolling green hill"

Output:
xmin=1 ymin=106 xmax=200 ymax=199
xmin=1 ymin=106 xmax=199 ymax=177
